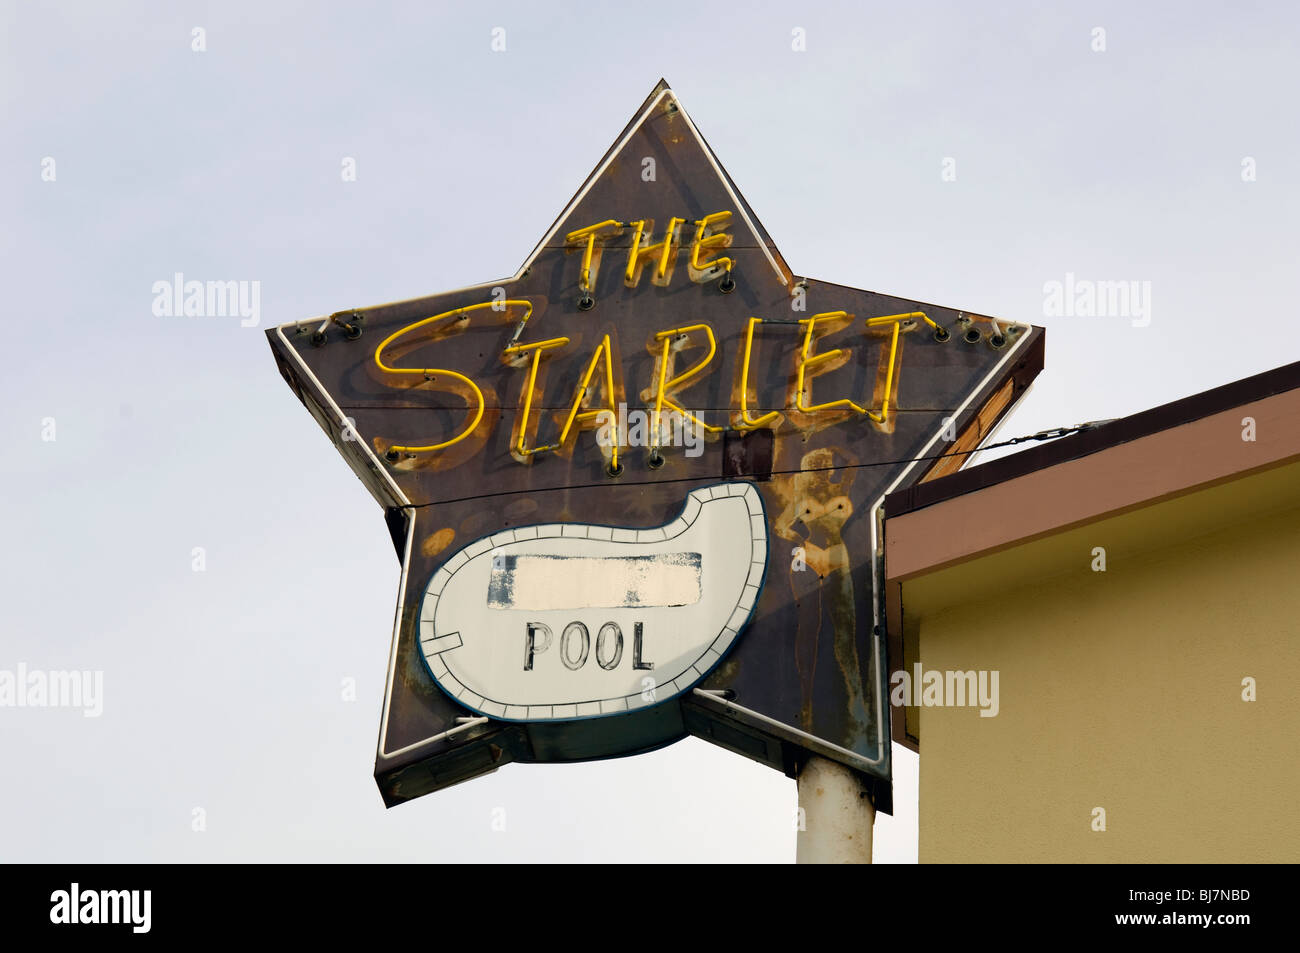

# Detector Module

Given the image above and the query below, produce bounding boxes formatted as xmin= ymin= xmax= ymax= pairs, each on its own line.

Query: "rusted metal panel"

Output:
xmin=267 ymin=80 xmax=1043 ymax=811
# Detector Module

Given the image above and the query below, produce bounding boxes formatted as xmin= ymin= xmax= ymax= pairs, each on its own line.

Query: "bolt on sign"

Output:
xmin=267 ymin=80 xmax=1044 ymax=812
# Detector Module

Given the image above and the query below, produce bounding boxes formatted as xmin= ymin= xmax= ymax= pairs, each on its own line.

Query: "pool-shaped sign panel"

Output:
xmin=417 ymin=482 xmax=768 ymax=721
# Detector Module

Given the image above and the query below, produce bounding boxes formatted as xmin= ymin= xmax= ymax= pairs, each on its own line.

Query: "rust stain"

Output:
xmin=421 ymin=527 xmax=456 ymax=558
xmin=770 ymin=448 xmax=859 ymax=730
xmin=767 ymin=447 xmax=872 ymax=738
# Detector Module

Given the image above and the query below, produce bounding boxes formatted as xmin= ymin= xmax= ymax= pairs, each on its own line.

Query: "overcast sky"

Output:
xmin=3 ymin=0 xmax=1297 ymax=862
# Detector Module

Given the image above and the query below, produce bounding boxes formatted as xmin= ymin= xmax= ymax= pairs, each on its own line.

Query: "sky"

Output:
xmin=2 ymin=0 xmax=1297 ymax=863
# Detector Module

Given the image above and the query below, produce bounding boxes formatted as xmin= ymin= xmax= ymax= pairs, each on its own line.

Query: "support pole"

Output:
xmin=796 ymin=755 xmax=874 ymax=863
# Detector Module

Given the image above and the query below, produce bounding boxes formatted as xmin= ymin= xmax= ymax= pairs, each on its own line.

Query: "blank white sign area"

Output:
xmin=486 ymin=553 xmax=702 ymax=610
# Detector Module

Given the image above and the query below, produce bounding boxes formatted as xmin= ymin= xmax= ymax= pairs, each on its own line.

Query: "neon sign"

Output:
xmin=267 ymin=80 xmax=1043 ymax=811
xmin=369 ymin=215 xmax=955 ymax=467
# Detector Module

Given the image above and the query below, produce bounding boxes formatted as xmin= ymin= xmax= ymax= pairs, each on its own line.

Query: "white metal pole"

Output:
xmin=796 ymin=755 xmax=874 ymax=863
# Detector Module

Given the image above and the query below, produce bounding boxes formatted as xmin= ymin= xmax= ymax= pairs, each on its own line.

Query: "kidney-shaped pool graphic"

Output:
xmin=416 ymin=482 xmax=768 ymax=721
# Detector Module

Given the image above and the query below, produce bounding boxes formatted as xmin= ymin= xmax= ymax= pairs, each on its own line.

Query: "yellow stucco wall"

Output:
xmin=913 ymin=475 xmax=1300 ymax=863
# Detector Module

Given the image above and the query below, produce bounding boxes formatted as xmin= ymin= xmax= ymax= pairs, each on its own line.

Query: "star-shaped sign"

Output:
xmin=268 ymin=80 xmax=1043 ymax=811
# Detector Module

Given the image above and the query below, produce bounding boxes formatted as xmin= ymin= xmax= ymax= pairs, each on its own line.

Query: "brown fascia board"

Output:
xmin=883 ymin=358 xmax=1300 ymax=752
xmin=886 ymin=359 xmax=1300 ymax=520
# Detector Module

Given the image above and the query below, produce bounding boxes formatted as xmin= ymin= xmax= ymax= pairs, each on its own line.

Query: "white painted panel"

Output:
xmin=487 ymin=553 xmax=701 ymax=610
xmin=418 ymin=482 xmax=768 ymax=721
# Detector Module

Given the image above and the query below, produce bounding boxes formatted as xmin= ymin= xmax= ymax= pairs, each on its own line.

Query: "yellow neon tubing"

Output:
xmin=856 ymin=311 xmax=932 ymax=423
xmin=652 ymin=334 xmax=670 ymax=447
xmin=691 ymin=211 xmax=733 ymax=275
xmin=504 ymin=337 xmax=571 ymax=457
xmin=658 ymin=217 xmax=684 ymax=280
xmin=738 ymin=317 xmax=780 ymax=429
xmin=865 ymin=310 xmax=938 ymax=331
xmin=796 ymin=312 xmax=867 ymax=415
xmin=503 ymin=337 xmax=570 ymax=357
xmin=624 ymin=219 xmax=647 ymax=284
xmin=555 ymin=335 xmax=619 ymax=470
xmin=867 ymin=319 xmax=901 ymax=424
xmin=651 ymin=324 xmax=723 ymax=437
xmin=599 ymin=334 xmax=619 ymax=470
xmin=565 ymin=220 xmax=622 ymax=292
xmin=622 ymin=217 xmax=684 ymax=285
xmin=374 ymin=299 xmax=532 ymax=454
